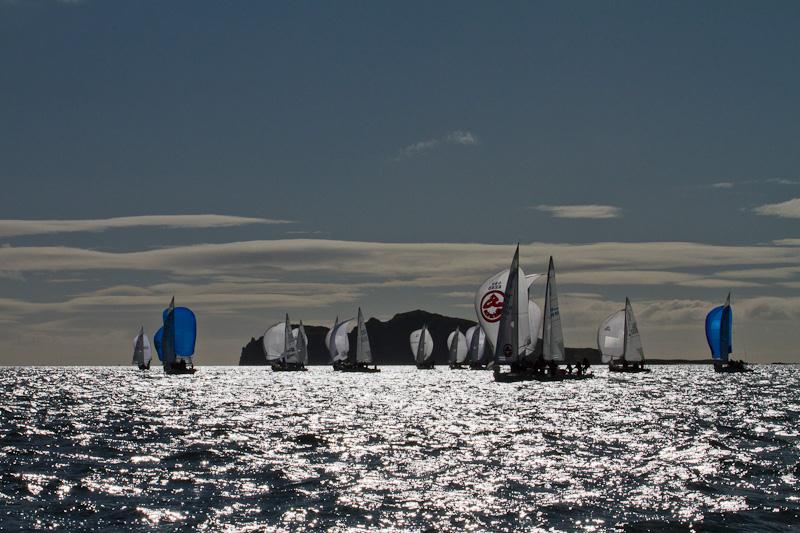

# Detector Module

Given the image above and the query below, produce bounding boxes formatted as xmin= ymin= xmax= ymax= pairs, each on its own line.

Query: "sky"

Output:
xmin=1 ymin=0 xmax=800 ymax=364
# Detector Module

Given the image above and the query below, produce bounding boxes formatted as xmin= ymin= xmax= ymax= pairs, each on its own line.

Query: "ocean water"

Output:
xmin=1 ymin=365 xmax=799 ymax=531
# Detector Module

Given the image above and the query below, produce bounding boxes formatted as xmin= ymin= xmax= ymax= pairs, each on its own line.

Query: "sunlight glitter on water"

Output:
xmin=1 ymin=365 xmax=800 ymax=530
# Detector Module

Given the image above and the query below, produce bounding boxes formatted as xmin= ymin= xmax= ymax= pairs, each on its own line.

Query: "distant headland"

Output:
xmin=239 ymin=309 xmax=605 ymax=366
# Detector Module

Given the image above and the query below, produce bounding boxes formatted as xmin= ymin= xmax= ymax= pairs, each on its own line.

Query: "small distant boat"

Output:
xmin=131 ymin=326 xmax=152 ymax=370
xmin=160 ymin=297 xmax=197 ymax=375
xmin=447 ymin=327 xmax=468 ymax=369
xmin=410 ymin=324 xmax=434 ymax=369
xmin=327 ymin=315 xmax=354 ymax=371
xmin=265 ymin=314 xmax=308 ymax=371
xmin=706 ymin=293 xmax=750 ymax=373
xmin=340 ymin=308 xmax=380 ymax=372
xmin=598 ymin=298 xmax=650 ymax=373
xmin=465 ymin=325 xmax=489 ymax=370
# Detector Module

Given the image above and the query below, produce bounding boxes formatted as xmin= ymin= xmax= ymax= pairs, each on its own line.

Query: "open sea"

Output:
xmin=1 ymin=365 xmax=799 ymax=531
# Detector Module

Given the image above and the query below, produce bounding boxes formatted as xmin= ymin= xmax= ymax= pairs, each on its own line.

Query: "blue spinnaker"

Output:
xmin=154 ymin=327 xmax=164 ymax=361
xmin=705 ymin=304 xmax=732 ymax=361
xmin=162 ymin=306 xmax=197 ymax=357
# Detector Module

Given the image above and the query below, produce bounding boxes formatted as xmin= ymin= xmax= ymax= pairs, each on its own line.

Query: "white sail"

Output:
xmin=410 ymin=326 xmax=433 ymax=364
xmin=474 ymin=264 xmax=531 ymax=362
xmin=526 ymin=273 xmax=543 ymax=289
xmin=263 ymin=322 xmax=285 ymax=362
xmin=132 ymin=328 xmax=151 ymax=366
xmin=325 ymin=315 xmax=338 ymax=360
xmin=447 ymin=329 xmax=468 ymax=364
xmin=597 ymin=309 xmax=625 ymax=363
xmin=465 ymin=325 xmax=486 ymax=365
xmin=296 ymin=322 xmax=309 ymax=365
xmin=356 ymin=307 xmax=372 ymax=364
xmin=542 ymin=257 xmax=565 ymax=362
xmin=624 ymin=298 xmax=644 ymax=362
xmin=525 ymin=300 xmax=543 ymax=356
xmin=328 ymin=318 xmax=353 ymax=362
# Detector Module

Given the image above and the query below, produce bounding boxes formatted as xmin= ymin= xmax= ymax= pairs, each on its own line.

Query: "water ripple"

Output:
xmin=1 ymin=366 xmax=799 ymax=530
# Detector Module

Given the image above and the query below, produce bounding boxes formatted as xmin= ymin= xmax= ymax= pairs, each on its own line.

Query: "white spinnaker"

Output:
xmin=475 ymin=267 xmax=532 ymax=359
xmin=356 ymin=308 xmax=372 ymax=363
xmin=465 ymin=325 xmax=486 ymax=364
xmin=330 ymin=319 xmax=353 ymax=362
xmin=597 ymin=310 xmax=625 ymax=363
xmin=542 ymin=257 xmax=565 ymax=362
xmin=525 ymin=300 xmax=543 ymax=356
xmin=624 ymin=299 xmax=644 ymax=362
xmin=263 ymin=322 xmax=285 ymax=362
xmin=447 ymin=329 xmax=468 ymax=364
xmin=410 ymin=327 xmax=433 ymax=364
xmin=325 ymin=316 xmax=338 ymax=362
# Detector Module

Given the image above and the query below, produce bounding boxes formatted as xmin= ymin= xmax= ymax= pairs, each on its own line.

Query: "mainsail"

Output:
xmin=296 ymin=321 xmax=309 ymax=365
xmin=542 ymin=257 xmax=565 ymax=362
xmin=465 ymin=325 xmax=487 ymax=365
xmin=475 ymin=245 xmax=532 ymax=365
xmin=410 ymin=325 xmax=433 ymax=364
xmin=597 ymin=310 xmax=625 ymax=364
xmin=706 ymin=293 xmax=733 ymax=361
xmin=624 ymin=298 xmax=644 ymax=362
xmin=282 ymin=314 xmax=300 ymax=364
xmin=132 ymin=327 xmax=152 ymax=366
xmin=356 ymin=307 xmax=372 ymax=364
xmin=447 ymin=328 xmax=468 ymax=364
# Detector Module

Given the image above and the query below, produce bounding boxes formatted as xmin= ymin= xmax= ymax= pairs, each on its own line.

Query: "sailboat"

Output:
xmin=706 ymin=293 xmax=750 ymax=373
xmin=447 ymin=328 xmax=468 ymax=369
xmin=340 ymin=307 xmax=380 ymax=372
xmin=410 ymin=325 xmax=434 ymax=369
xmin=131 ymin=326 xmax=152 ymax=370
xmin=265 ymin=314 xmax=309 ymax=371
xmin=465 ymin=325 xmax=488 ymax=369
xmin=476 ymin=245 xmax=534 ymax=382
xmin=160 ymin=297 xmax=197 ymax=375
xmin=327 ymin=315 xmax=353 ymax=371
xmin=598 ymin=298 xmax=650 ymax=373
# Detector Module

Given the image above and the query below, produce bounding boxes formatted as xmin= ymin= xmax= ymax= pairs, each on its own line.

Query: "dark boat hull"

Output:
xmin=416 ymin=363 xmax=435 ymax=370
xmin=714 ymin=364 xmax=753 ymax=373
xmin=449 ymin=364 xmax=467 ymax=370
xmin=493 ymin=371 xmax=533 ymax=382
xmin=272 ymin=364 xmax=308 ymax=372
xmin=339 ymin=365 xmax=381 ymax=373
xmin=164 ymin=367 xmax=196 ymax=375
xmin=608 ymin=367 xmax=651 ymax=373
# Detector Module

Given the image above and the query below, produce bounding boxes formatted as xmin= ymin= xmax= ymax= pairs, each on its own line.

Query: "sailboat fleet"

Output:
xmin=128 ymin=247 xmax=750 ymax=376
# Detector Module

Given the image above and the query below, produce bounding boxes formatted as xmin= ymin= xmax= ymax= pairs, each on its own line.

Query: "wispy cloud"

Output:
xmin=753 ymin=198 xmax=800 ymax=219
xmin=766 ymin=178 xmax=800 ymax=186
xmin=532 ymin=204 xmax=622 ymax=219
xmin=710 ymin=181 xmax=735 ymax=189
xmin=0 ymin=214 xmax=292 ymax=238
xmin=395 ymin=130 xmax=479 ymax=160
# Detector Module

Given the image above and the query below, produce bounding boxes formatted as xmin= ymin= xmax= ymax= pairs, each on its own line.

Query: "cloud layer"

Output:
xmin=532 ymin=204 xmax=623 ymax=219
xmin=396 ymin=130 xmax=479 ymax=159
xmin=0 ymin=215 xmax=292 ymax=238
xmin=753 ymin=198 xmax=800 ymax=218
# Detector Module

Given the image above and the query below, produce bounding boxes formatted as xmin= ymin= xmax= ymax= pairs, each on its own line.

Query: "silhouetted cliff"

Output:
xmin=239 ymin=310 xmax=602 ymax=365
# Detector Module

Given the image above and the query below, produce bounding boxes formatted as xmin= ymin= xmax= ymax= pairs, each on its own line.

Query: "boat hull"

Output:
xmin=164 ymin=366 xmax=196 ymax=375
xmin=449 ymin=364 xmax=467 ymax=370
xmin=340 ymin=366 xmax=381 ymax=373
xmin=416 ymin=363 xmax=435 ymax=370
xmin=714 ymin=363 xmax=752 ymax=373
xmin=272 ymin=363 xmax=307 ymax=372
